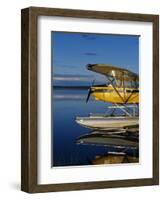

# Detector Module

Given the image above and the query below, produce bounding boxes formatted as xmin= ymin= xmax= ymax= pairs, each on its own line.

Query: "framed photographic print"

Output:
xmin=21 ymin=7 xmax=159 ymax=193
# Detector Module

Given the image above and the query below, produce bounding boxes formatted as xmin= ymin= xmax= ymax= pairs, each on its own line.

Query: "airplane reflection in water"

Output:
xmin=76 ymin=129 xmax=139 ymax=164
xmin=76 ymin=130 xmax=139 ymax=148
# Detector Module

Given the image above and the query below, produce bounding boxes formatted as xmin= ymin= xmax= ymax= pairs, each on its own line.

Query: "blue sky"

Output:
xmin=52 ymin=32 xmax=139 ymax=85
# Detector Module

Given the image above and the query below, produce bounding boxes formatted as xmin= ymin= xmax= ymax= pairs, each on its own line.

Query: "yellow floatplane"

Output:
xmin=86 ymin=64 xmax=139 ymax=104
xmin=76 ymin=64 xmax=139 ymax=131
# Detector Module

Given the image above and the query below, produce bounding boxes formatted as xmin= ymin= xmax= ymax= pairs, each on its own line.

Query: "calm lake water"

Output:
xmin=52 ymin=87 xmax=138 ymax=167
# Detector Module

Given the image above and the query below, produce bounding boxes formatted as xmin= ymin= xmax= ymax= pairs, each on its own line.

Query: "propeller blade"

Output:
xmin=92 ymin=79 xmax=95 ymax=86
xmin=86 ymin=88 xmax=92 ymax=103
xmin=86 ymin=79 xmax=96 ymax=103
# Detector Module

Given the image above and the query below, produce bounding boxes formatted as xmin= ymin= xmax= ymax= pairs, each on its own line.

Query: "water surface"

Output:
xmin=52 ymin=87 xmax=138 ymax=167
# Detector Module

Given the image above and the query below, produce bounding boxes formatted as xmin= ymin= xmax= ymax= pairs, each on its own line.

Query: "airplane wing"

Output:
xmin=87 ymin=64 xmax=139 ymax=82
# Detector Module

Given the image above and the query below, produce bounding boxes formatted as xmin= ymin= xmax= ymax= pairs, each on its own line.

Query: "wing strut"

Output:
xmin=108 ymin=77 xmax=125 ymax=103
xmin=125 ymin=90 xmax=136 ymax=104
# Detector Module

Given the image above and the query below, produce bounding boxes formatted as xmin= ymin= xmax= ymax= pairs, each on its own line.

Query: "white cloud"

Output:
xmin=53 ymin=76 xmax=92 ymax=81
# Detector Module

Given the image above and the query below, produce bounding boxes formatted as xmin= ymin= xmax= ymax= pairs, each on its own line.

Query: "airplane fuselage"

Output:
xmin=91 ymin=85 xmax=139 ymax=104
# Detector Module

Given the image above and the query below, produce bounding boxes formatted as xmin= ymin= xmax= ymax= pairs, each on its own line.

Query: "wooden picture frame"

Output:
xmin=21 ymin=7 xmax=159 ymax=193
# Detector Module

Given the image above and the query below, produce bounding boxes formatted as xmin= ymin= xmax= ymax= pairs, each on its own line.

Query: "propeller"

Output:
xmin=86 ymin=79 xmax=95 ymax=103
xmin=86 ymin=88 xmax=92 ymax=103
